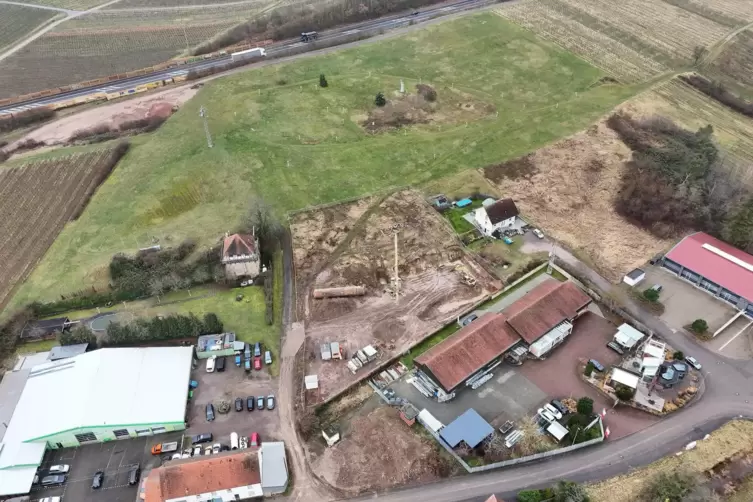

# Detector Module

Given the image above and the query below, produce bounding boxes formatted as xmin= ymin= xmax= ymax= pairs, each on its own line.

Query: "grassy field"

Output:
xmin=6 ymin=13 xmax=639 ymax=310
xmin=0 ymin=3 xmax=273 ymax=99
xmin=705 ymin=28 xmax=753 ymax=101
xmin=12 ymin=0 xmax=107 ymax=10
xmin=496 ymin=0 xmax=737 ymax=84
xmin=0 ymin=4 xmax=58 ymax=52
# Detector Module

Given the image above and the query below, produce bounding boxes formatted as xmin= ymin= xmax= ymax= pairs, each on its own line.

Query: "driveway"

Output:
xmin=519 ymin=312 xmax=659 ymax=440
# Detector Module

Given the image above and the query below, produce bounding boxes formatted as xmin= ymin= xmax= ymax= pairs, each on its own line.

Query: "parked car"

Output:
xmin=685 ymin=356 xmax=702 ymax=370
xmin=41 ymin=475 xmax=66 ymax=487
xmin=460 ymin=314 xmax=478 ymax=327
xmin=264 ymin=350 xmax=272 ymax=365
xmin=267 ymin=394 xmax=276 ymax=410
xmin=235 ymin=398 xmax=243 ymax=412
xmin=543 ymin=403 xmax=562 ymax=420
xmin=48 ymin=464 xmax=70 ymax=474
xmin=550 ymin=399 xmax=568 ymax=416
xmin=253 ymin=342 xmax=261 ymax=357
xmin=216 ymin=356 xmax=226 ymax=372
xmin=192 ymin=445 xmax=202 ymax=456
xmin=212 ymin=443 xmax=221 ymax=454
xmin=206 ymin=403 xmax=215 ymax=421
xmin=383 ymin=388 xmax=396 ymax=399
xmin=650 ymin=284 xmax=663 ymax=293
xmin=589 ymin=359 xmax=605 ymax=372
xmin=171 ymin=453 xmax=182 ymax=460
xmin=128 ymin=464 xmax=141 ymax=486
xmin=537 ymin=408 xmax=556 ymax=423
xmin=247 ymin=396 xmax=255 ymax=411
xmin=92 ymin=471 xmax=104 ymax=489
xmin=206 ymin=355 xmax=216 ymax=373
xmin=532 ymin=228 xmax=544 ymax=239
xmin=257 ymin=396 xmax=265 ymax=410
xmin=250 ymin=432 xmax=260 ymax=447
xmin=254 ymin=356 xmax=262 ymax=371
xmin=39 ymin=497 xmax=62 ymax=502
xmin=191 ymin=433 xmax=213 ymax=445
xmin=240 ymin=279 xmax=253 ymax=287
xmin=606 ymin=341 xmax=625 ymax=355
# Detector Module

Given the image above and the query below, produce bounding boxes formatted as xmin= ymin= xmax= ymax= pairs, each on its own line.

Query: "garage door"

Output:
xmin=681 ymin=269 xmax=700 ymax=283
xmin=663 ymin=260 xmax=682 ymax=273
xmin=700 ymin=279 xmax=720 ymax=294
xmin=720 ymin=289 xmax=740 ymax=306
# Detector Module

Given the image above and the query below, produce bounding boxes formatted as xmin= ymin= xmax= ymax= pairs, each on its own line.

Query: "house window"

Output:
xmin=135 ymin=429 xmax=152 ymax=436
xmin=75 ymin=432 xmax=97 ymax=443
xmin=151 ymin=427 xmax=166 ymax=434
xmin=113 ymin=429 xmax=130 ymax=438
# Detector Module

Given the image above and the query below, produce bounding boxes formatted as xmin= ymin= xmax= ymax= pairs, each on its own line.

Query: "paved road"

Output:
xmin=0 ymin=0 xmax=492 ymax=116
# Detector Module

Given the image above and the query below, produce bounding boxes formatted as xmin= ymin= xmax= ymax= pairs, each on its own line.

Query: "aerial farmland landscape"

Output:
xmin=3 ymin=0 xmax=753 ymax=501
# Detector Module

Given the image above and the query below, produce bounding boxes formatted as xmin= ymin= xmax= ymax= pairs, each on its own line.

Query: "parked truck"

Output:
xmin=231 ymin=47 xmax=266 ymax=62
xmin=244 ymin=343 xmax=251 ymax=372
xmin=151 ymin=441 xmax=178 ymax=455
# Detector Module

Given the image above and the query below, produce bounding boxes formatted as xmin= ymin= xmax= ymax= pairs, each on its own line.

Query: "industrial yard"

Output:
xmin=290 ymin=189 xmax=500 ymax=403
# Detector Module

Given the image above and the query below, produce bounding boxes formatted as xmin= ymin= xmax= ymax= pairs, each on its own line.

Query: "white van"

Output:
xmin=230 ymin=432 xmax=239 ymax=450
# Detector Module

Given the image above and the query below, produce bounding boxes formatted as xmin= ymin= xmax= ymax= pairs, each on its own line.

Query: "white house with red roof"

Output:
xmin=221 ymin=233 xmax=260 ymax=280
xmin=661 ymin=232 xmax=753 ymax=318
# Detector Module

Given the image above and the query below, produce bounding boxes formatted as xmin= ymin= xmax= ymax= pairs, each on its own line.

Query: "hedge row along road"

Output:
xmin=0 ymin=0 xmax=493 ymax=116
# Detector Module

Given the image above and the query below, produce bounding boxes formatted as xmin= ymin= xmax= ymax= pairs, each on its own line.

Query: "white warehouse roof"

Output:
xmin=0 ymin=347 xmax=193 ymax=496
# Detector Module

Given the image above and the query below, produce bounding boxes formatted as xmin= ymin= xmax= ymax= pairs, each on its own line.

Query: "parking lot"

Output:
xmin=29 ymin=431 xmax=183 ymax=502
xmin=187 ymin=355 xmax=280 ymax=443
xmin=641 ymin=266 xmax=753 ymax=358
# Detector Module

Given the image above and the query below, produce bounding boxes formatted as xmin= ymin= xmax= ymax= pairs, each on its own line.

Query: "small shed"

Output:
xmin=304 ymin=375 xmax=319 ymax=390
xmin=456 ymin=198 xmax=472 ymax=208
xmin=399 ymin=403 xmax=420 ymax=426
xmin=610 ymin=367 xmax=640 ymax=389
xmin=440 ymin=409 xmax=493 ymax=448
xmin=330 ymin=342 xmax=342 ymax=360
xmin=623 ymin=268 xmax=646 ymax=287
xmin=546 ymin=421 xmax=569 ymax=442
xmin=417 ymin=409 xmax=444 ymax=433
xmin=614 ymin=323 xmax=644 ymax=349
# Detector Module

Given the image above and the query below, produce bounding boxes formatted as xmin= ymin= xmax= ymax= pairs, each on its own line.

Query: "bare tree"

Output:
xmin=245 ymin=196 xmax=284 ymax=260
xmin=692 ymin=45 xmax=708 ymax=66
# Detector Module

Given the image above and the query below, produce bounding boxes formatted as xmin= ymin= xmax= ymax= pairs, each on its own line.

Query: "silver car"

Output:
xmin=685 ymin=356 xmax=702 ymax=371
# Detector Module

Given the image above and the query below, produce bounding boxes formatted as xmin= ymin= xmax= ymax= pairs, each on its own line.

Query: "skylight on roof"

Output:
xmin=702 ymin=243 xmax=753 ymax=273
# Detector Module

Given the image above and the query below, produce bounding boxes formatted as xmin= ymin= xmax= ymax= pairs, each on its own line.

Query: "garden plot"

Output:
xmin=290 ymin=189 xmax=500 ymax=402
xmin=482 ymin=121 xmax=674 ymax=282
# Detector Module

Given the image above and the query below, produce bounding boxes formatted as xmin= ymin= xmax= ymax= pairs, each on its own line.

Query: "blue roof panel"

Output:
xmin=456 ymin=198 xmax=472 ymax=208
xmin=439 ymin=408 xmax=493 ymax=448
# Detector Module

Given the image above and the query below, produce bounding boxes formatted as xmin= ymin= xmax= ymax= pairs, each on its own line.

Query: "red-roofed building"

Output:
xmin=221 ymin=233 xmax=260 ymax=280
xmin=662 ymin=232 xmax=753 ymax=317
xmin=414 ymin=279 xmax=591 ymax=393
xmin=144 ymin=451 xmax=262 ymax=502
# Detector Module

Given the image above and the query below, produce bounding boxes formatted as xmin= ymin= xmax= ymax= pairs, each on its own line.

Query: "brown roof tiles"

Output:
xmin=415 ymin=313 xmax=521 ymax=391
xmin=485 ymin=199 xmax=519 ymax=225
xmin=222 ymin=233 xmax=256 ymax=258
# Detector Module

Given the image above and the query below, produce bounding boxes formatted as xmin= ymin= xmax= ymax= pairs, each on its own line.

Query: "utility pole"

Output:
xmin=393 ymin=229 xmax=400 ymax=303
xmin=199 ymin=105 xmax=213 ymax=148
xmin=182 ymin=25 xmax=190 ymax=54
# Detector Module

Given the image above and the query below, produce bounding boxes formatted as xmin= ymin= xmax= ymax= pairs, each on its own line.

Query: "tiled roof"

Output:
xmin=665 ymin=231 xmax=753 ymax=302
xmin=222 ymin=233 xmax=256 ymax=258
xmin=485 ymin=198 xmax=519 ymax=225
xmin=505 ymin=280 xmax=591 ymax=344
xmin=144 ymin=451 xmax=261 ymax=501
xmin=415 ymin=313 xmax=521 ymax=391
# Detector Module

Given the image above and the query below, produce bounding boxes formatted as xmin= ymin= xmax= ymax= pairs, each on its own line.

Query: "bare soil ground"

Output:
xmin=588 ymin=420 xmax=753 ymax=502
xmin=309 ymin=406 xmax=450 ymax=495
xmin=482 ymin=120 xmax=674 ymax=281
xmin=290 ymin=189 xmax=500 ymax=402
xmin=6 ymin=84 xmax=198 ymax=150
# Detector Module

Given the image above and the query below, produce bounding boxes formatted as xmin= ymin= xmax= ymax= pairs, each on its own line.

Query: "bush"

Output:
xmin=584 ymin=361 xmax=594 ymax=377
xmin=690 ymin=319 xmax=708 ymax=334
xmin=203 ymin=313 xmax=224 ymax=334
xmin=0 ymin=107 xmax=55 ymax=134
xmin=642 ymin=470 xmax=698 ymax=502
xmin=102 ymin=313 xmax=219 ymax=346
xmin=264 ymin=273 xmax=274 ymax=325
xmin=375 ymin=92 xmax=386 ymax=107
xmin=680 ymin=74 xmax=753 ymax=119
xmin=59 ymin=325 xmax=97 ymax=348
xmin=319 ymin=74 xmax=328 ymax=87
xmin=516 ymin=490 xmax=545 ymax=502
xmin=643 ymin=288 xmax=660 ymax=302
xmin=615 ymin=384 xmax=635 ymax=401
xmin=673 ymin=350 xmax=685 ymax=360
xmin=577 ymin=397 xmax=593 ymax=416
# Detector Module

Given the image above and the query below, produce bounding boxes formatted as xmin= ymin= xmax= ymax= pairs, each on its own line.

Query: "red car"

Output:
xmin=253 ymin=356 xmax=262 ymax=371
xmin=250 ymin=432 xmax=260 ymax=447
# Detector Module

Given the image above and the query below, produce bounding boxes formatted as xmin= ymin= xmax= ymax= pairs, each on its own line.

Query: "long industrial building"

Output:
xmin=0 ymin=346 xmax=193 ymax=496
xmin=661 ymin=232 xmax=753 ymax=317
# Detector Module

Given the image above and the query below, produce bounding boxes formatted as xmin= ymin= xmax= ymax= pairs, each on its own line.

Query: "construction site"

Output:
xmin=290 ymin=189 xmax=500 ymax=403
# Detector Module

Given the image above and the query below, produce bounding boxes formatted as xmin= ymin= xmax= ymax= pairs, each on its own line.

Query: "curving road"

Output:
xmin=0 ymin=0 xmax=492 ymax=116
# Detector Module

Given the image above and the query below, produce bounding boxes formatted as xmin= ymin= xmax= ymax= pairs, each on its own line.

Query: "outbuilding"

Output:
xmin=623 ymin=268 xmax=645 ymax=287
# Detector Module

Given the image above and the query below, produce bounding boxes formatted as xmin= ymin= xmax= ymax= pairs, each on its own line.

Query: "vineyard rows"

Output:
xmin=105 ymin=0 xmax=265 ymax=8
xmin=650 ymin=79 xmax=753 ymax=161
xmin=12 ymin=0 xmax=107 ymax=10
xmin=0 ymin=150 xmax=116 ymax=308
xmin=0 ymin=4 xmax=57 ymax=52
xmin=61 ymin=4 xmax=263 ymax=29
xmin=0 ymin=21 xmax=235 ymax=98
xmin=708 ymin=28 xmax=753 ymax=98
xmin=663 ymin=0 xmax=753 ymax=24
xmin=556 ymin=0 xmax=728 ymax=60
xmin=495 ymin=0 xmax=667 ymax=83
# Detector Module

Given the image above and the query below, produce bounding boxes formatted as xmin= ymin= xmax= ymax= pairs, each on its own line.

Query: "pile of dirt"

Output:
xmin=311 ymin=406 xmax=451 ymax=494
xmin=482 ymin=121 xmax=674 ymax=281
xmin=362 ymin=93 xmax=435 ymax=132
